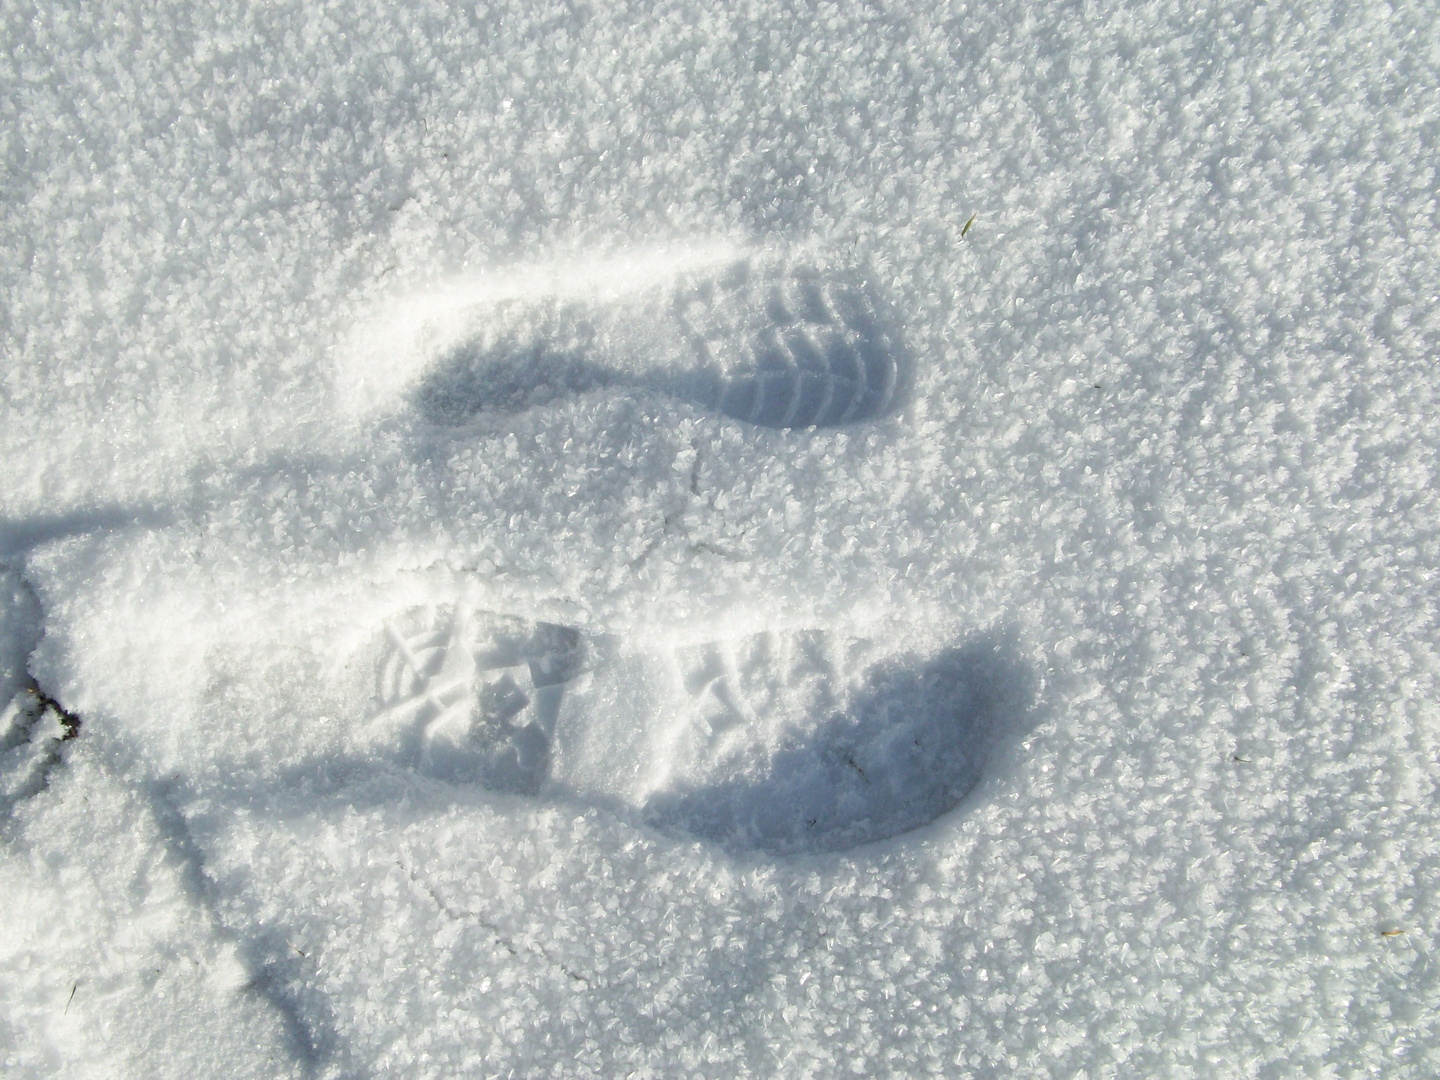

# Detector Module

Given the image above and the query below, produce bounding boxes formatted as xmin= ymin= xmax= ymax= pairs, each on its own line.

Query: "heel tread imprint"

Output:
xmin=374 ymin=607 xmax=587 ymax=793
xmin=675 ymin=261 xmax=901 ymax=428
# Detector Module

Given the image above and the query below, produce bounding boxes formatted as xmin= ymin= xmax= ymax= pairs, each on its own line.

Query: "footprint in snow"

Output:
xmin=407 ymin=253 xmax=910 ymax=430
xmin=363 ymin=603 xmax=1030 ymax=855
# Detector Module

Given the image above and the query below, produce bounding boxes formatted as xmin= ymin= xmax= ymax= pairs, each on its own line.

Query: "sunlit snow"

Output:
xmin=3 ymin=1 xmax=1438 ymax=1076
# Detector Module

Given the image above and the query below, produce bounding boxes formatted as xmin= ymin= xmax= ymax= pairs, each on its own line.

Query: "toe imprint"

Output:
xmin=647 ymin=630 xmax=997 ymax=854
xmin=675 ymin=261 xmax=904 ymax=428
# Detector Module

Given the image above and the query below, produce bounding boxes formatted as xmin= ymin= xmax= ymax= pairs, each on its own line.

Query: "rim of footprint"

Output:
xmin=411 ymin=253 xmax=910 ymax=430
xmin=365 ymin=604 xmax=1030 ymax=856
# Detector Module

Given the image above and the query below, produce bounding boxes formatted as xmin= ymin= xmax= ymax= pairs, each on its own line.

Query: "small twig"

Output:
xmin=28 ymin=685 xmax=81 ymax=741
xmin=842 ymin=753 xmax=868 ymax=782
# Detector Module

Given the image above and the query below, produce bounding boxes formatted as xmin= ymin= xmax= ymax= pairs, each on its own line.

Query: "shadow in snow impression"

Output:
xmin=643 ymin=633 xmax=1037 ymax=856
xmin=0 ymin=504 xmax=175 ymax=561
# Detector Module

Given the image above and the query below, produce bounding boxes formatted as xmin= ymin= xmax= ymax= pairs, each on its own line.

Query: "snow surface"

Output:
xmin=3 ymin=0 xmax=1439 ymax=1075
